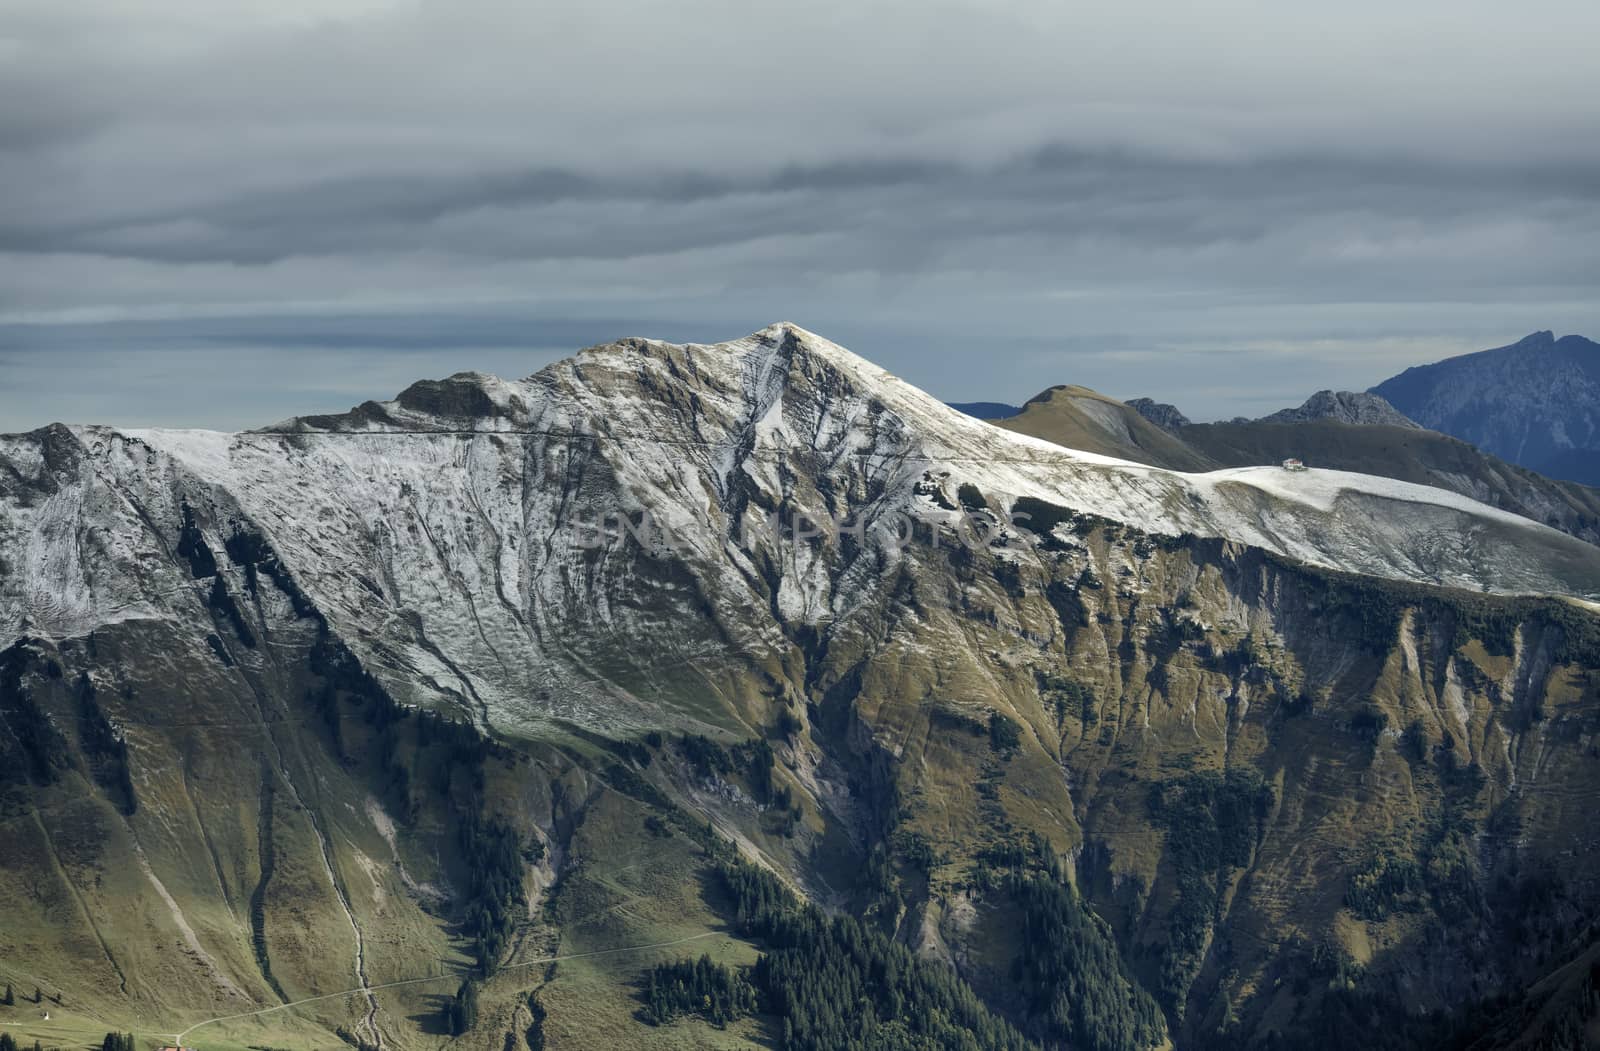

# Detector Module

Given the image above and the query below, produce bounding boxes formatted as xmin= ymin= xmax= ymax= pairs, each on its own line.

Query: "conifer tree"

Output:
xmin=448 ymin=979 xmax=479 ymax=1036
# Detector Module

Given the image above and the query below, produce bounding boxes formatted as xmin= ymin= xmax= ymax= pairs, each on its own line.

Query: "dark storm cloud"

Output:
xmin=12 ymin=149 xmax=1598 ymax=280
xmin=0 ymin=158 xmax=951 ymax=264
xmin=2 ymin=0 xmax=1598 ymax=428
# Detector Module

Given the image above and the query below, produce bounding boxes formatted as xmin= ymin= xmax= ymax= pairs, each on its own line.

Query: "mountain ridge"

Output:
xmin=1371 ymin=331 xmax=1600 ymax=485
xmin=5 ymin=323 xmax=1600 ymax=1051
xmin=1258 ymin=389 xmax=1419 ymax=428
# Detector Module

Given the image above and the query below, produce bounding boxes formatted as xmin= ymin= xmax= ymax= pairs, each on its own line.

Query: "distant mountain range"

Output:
xmin=993 ymin=382 xmax=1600 ymax=547
xmin=961 ymin=331 xmax=1600 ymax=544
xmin=1371 ymin=331 xmax=1600 ymax=486
xmin=948 ymin=400 xmax=1022 ymax=420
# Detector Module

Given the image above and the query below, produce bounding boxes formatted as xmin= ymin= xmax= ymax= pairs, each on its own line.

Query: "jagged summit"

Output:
xmin=8 ymin=325 xmax=1599 ymax=698
xmin=1371 ymin=330 xmax=1600 ymax=485
xmin=1124 ymin=397 xmax=1192 ymax=432
xmin=265 ymin=323 xmax=898 ymax=436
xmin=1259 ymin=389 xmax=1419 ymax=428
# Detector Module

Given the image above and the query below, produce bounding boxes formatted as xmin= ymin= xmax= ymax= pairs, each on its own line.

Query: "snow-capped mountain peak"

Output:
xmin=4 ymin=326 xmax=1597 ymax=736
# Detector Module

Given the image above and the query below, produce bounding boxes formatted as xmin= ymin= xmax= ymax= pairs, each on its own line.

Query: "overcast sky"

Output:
xmin=3 ymin=0 xmax=1598 ymax=430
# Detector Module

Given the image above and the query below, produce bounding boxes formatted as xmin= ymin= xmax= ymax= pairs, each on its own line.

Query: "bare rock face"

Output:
xmin=1259 ymin=389 xmax=1420 ymax=428
xmin=1124 ymin=396 xmax=1192 ymax=432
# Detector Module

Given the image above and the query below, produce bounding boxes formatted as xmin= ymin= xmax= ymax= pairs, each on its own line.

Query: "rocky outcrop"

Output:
xmin=1259 ymin=389 xmax=1419 ymax=428
xmin=1124 ymin=397 xmax=1192 ymax=432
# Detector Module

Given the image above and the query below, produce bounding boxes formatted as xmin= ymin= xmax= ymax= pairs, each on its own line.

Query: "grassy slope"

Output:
xmin=8 ymin=514 xmax=1600 ymax=1051
xmin=992 ymin=385 xmax=1600 ymax=545
xmin=993 ymin=387 xmax=1217 ymax=471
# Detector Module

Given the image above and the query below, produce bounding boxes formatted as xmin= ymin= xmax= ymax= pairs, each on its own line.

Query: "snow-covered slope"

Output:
xmin=4 ymin=324 xmax=1597 ymax=734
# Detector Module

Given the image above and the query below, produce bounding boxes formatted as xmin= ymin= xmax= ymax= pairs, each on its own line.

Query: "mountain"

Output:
xmin=1371 ymin=331 xmax=1600 ymax=485
xmin=948 ymin=401 xmax=1022 ymax=420
xmin=1258 ymin=390 xmax=1419 ymax=429
xmin=1124 ymin=397 xmax=1192 ymax=432
xmin=995 ymin=386 xmax=1600 ymax=548
xmin=4 ymin=324 xmax=1600 ymax=1051
xmin=993 ymin=385 xmax=1216 ymax=472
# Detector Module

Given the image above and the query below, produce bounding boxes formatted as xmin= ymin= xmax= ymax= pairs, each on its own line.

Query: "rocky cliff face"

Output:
xmin=1372 ymin=331 xmax=1600 ymax=485
xmin=3 ymin=325 xmax=1599 ymax=1051
xmin=1259 ymin=390 xmax=1419 ymax=429
xmin=1125 ymin=398 xmax=1193 ymax=433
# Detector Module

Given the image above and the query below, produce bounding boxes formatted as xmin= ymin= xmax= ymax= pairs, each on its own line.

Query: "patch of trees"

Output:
xmin=1147 ymin=769 xmax=1274 ymax=1010
xmin=714 ymin=853 xmax=1035 ymax=1051
xmin=988 ymin=711 xmax=1022 ymax=755
xmin=1280 ymin=555 xmax=1600 ymax=667
xmin=1255 ymin=900 xmax=1600 ymax=1050
xmin=559 ymin=721 xmax=655 ymax=768
xmin=678 ymin=735 xmax=790 ymax=813
xmin=1291 ymin=568 xmax=1403 ymax=654
xmin=745 ymin=739 xmax=776 ymax=803
xmin=1344 ymin=851 xmax=1423 ymax=920
xmin=1009 ymin=496 xmax=1073 ymax=538
xmin=892 ymin=828 xmax=944 ymax=875
xmin=459 ymin=815 xmax=525 ymax=972
xmin=1009 ymin=874 xmax=1166 ymax=1051
xmin=597 ymin=759 xmax=673 ymax=812
xmin=1444 ymin=952 xmax=1600 ymax=1051
xmin=1040 ymin=674 xmax=1097 ymax=727
xmin=1348 ymin=705 xmax=1389 ymax=741
xmin=447 ymin=979 xmax=479 ymax=1036
xmin=680 ymin=734 xmax=734 ymax=779
xmin=99 ymin=1034 xmax=135 ymax=1051
xmin=957 ymin=483 xmax=990 ymax=513
xmin=307 ymin=629 xmax=498 ymax=819
xmin=642 ymin=954 xmax=758 ymax=1027
xmin=859 ymin=844 xmax=901 ymax=930
xmin=1440 ymin=600 xmax=1521 ymax=658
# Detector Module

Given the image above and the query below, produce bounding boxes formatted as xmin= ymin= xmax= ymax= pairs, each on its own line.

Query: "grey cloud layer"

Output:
xmin=1 ymin=0 xmax=1598 ymax=426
